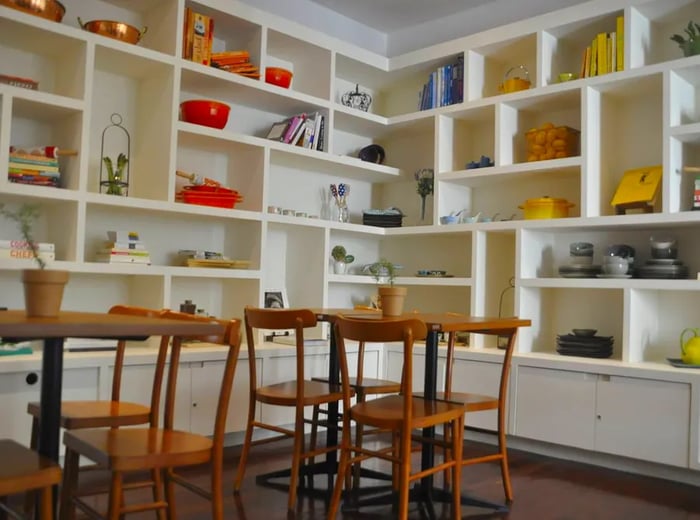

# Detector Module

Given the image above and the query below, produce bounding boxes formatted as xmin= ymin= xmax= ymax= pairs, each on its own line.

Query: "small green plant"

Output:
xmin=368 ymin=258 xmax=398 ymax=286
xmin=670 ymin=21 xmax=700 ymax=57
xmin=0 ymin=203 xmax=45 ymax=269
xmin=331 ymin=245 xmax=354 ymax=264
xmin=102 ymin=153 xmax=128 ymax=195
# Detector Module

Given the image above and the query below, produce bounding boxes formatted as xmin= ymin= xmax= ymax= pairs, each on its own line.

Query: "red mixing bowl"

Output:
xmin=180 ymin=100 xmax=230 ymax=129
xmin=265 ymin=67 xmax=293 ymax=89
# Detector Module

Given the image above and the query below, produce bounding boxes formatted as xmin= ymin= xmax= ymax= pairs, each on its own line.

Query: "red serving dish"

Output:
xmin=265 ymin=67 xmax=293 ymax=89
xmin=179 ymin=185 xmax=242 ymax=209
xmin=180 ymin=99 xmax=231 ymax=129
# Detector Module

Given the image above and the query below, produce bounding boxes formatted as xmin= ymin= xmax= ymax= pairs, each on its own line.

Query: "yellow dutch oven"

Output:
xmin=519 ymin=196 xmax=574 ymax=219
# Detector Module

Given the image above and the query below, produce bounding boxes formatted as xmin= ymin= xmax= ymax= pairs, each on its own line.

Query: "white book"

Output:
xmin=0 ymin=240 xmax=54 ymax=251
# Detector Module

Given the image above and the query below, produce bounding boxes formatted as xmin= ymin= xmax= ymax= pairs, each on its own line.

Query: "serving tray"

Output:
xmin=667 ymin=358 xmax=700 ymax=369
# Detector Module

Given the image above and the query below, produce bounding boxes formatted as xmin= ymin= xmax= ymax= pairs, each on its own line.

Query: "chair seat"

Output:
xmin=0 ymin=439 xmax=62 ymax=496
xmin=415 ymin=391 xmax=498 ymax=412
xmin=27 ymin=400 xmax=151 ymax=429
xmin=257 ymin=380 xmax=343 ymax=406
xmin=351 ymin=395 xmax=466 ymax=430
xmin=313 ymin=376 xmax=400 ymax=396
xmin=63 ymin=428 xmax=213 ymax=472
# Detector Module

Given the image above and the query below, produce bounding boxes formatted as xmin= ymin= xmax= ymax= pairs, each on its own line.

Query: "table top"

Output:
xmin=312 ymin=309 xmax=530 ymax=333
xmin=0 ymin=310 xmax=224 ymax=340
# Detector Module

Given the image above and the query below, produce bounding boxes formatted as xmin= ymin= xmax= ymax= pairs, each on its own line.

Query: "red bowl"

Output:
xmin=180 ymin=100 xmax=230 ymax=129
xmin=265 ymin=67 xmax=293 ymax=89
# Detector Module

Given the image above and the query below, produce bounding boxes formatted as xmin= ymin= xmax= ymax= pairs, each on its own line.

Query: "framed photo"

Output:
xmin=264 ymin=288 xmax=288 ymax=309
xmin=266 ymin=120 xmax=289 ymax=141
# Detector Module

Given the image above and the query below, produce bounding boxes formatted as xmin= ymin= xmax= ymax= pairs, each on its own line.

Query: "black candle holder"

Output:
xmin=341 ymin=84 xmax=372 ymax=112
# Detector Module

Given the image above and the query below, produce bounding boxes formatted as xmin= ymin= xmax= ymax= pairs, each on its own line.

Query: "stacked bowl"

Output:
xmin=558 ymin=242 xmax=601 ymax=278
xmin=635 ymin=237 xmax=688 ymax=279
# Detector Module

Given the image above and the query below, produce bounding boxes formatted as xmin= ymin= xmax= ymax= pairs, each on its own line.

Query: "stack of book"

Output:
xmin=580 ymin=16 xmax=624 ymax=78
xmin=211 ymin=51 xmax=259 ymax=79
xmin=266 ymin=111 xmax=325 ymax=151
xmin=418 ymin=55 xmax=464 ymax=111
xmin=8 ymin=150 xmax=60 ymax=187
xmin=183 ymin=7 xmax=214 ymax=66
xmin=0 ymin=239 xmax=55 ymax=263
xmin=95 ymin=231 xmax=151 ymax=265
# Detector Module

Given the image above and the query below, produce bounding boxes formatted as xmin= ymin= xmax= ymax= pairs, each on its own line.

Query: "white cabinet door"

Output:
xmin=513 ymin=365 xmax=596 ymax=450
xmin=190 ymin=358 xmax=258 ymax=436
xmin=118 ymin=363 xmax=192 ymax=432
xmin=0 ymin=367 xmax=97 ymax=445
xmin=595 ymin=375 xmax=690 ymax=467
xmin=386 ymin=349 xmax=426 ymax=392
xmin=260 ymin=353 xmax=328 ymax=426
xmin=451 ymin=358 xmax=502 ymax=431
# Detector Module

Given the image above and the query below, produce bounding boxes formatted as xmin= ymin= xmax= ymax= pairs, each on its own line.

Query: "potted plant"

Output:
xmin=0 ymin=202 xmax=69 ymax=317
xmin=331 ymin=245 xmax=354 ymax=274
xmin=670 ymin=21 xmax=700 ymax=57
xmin=102 ymin=153 xmax=129 ymax=196
xmin=368 ymin=258 xmax=407 ymax=317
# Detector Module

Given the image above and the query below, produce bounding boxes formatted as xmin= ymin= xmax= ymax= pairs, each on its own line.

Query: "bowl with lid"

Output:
xmin=519 ymin=196 xmax=574 ymax=219
xmin=1 ymin=0 xmax=65 ymax=21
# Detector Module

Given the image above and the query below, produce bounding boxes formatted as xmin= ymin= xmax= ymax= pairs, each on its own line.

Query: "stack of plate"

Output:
xmin=635 ymin=259 xmax=689 ymax=279
xmin=558 ymin=264 xmax=602 ymax=278
xmin=556 ymin=330 xmax=613 ymax=358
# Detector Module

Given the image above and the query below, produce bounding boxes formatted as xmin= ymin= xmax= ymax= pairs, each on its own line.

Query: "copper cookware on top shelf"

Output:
xmin=1 ymin=0 xmax=66 ymax=22
xmin=78 ymin=17 xmax=147 ymax=45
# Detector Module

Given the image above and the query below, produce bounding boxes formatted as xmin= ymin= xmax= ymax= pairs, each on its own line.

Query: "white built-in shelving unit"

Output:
xmin=2 ymin=0 xmax=700 ymax=479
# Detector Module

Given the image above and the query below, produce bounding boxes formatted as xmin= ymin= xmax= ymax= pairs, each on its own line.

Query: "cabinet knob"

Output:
xmin=192 ymin=402 xmax=197 ymax=407
xmin=26 ymin=373 xmax=39 ymax=385
xmin=596 ymin=414 xmax=601 ymax=420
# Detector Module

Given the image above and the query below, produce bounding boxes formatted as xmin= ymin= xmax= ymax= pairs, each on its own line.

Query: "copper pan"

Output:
xmin=0 ymin=0 xmax=66 ymax=22
xmin=78 ymin=17 xmax=147 ymax=45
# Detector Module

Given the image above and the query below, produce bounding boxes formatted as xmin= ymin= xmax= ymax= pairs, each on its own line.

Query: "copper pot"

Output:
xmin=1 ymin=0 xmax=66 ymax=22
xmin=78 ymin=17 xmax=147 ymax=45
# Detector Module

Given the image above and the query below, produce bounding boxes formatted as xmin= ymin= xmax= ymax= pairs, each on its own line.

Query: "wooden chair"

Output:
xmin=234 ymin=307 xmax=344 ymax=512
xmin=327 ymin=316 xmax=467 ymax=520
xmin=59 ymin=310 xmax=241 ymax=520
xmin=25 ymin=305 xmax=166 ymax=513
xmin=438 ymin=328 xmax=520 ymax=502
xmin=308 ymin=339 xmax=401 ymax=487
xmin=0 ymin=439 xmax=61 ymax=520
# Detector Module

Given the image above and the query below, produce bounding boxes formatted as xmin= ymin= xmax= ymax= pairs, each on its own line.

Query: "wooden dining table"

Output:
xmin=0 ymin=309 xmax=224 ymax=519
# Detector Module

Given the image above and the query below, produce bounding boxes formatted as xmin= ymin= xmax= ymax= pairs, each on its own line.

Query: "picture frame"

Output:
xmin=266 ymin=120 xmax=289 ymax=141
xmin=264 ymin=288 xmax=288 ymax=309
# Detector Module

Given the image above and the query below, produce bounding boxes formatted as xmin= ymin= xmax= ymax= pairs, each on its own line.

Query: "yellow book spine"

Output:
xmin=596 ymin=33 xmax=608 ymax=75
xmin=607 ymin=35 xmax=613 ymax=73
xmin=191 ymin=12 xmax=211 ymax=65
xmin=616 ymin=15 xmax=624 ymax=71
xmin=590 ymin=37 xmax=598 ymax=76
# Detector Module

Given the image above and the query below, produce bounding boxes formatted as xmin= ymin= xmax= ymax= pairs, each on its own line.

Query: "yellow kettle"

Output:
xmin=680 ymin=328 xmax=700 ymax=364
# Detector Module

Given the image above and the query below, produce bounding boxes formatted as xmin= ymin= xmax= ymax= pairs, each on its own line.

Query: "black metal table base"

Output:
xmin=340 ymin=483 xmax=509 ymax=518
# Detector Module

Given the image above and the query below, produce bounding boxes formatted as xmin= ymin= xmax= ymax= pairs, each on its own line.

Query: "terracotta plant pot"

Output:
xmin=378 ymin=286 xmax=407 ymax=317
xmin=22 ymin=269 xmax=69 ymax=318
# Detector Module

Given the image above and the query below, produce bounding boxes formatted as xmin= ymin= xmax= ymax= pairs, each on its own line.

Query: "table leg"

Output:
xmin=36 ymin=337 xmax=64 ymax=519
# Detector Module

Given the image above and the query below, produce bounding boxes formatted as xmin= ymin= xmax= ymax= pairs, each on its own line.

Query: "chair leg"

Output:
xmin=107 ymin=471 xmax=123 ymax=520
xmin=398 ymin=430 xmax=411 ymax=520
xmin=24 ymin=416 xmax=40 ymax=517
xmin=234 ymin=410 xmax=256 ymax=492
xmin=327 ymin=416 xmax=352 ymax=519
xmin=443 ymin=416 xmax=454 ymax=489
xmin=288 ymin=415 xmax=305 ymax=512
xmin=498 ymin=429 xmax=513 ymax=502
xmin=39 ymin=485 xmax=53 ymax=520
xmin=211 ymin=452 xmax=224 ymax=520
xmin=164 ymin=468 xmax=177 ymax=520
xmin=451 ymin=417 xmax=464 ymax=520
xmin=151 ymin=468 xmax=166 ymax=520
xmin=59 ymin=447 xmax=80 ymax=520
